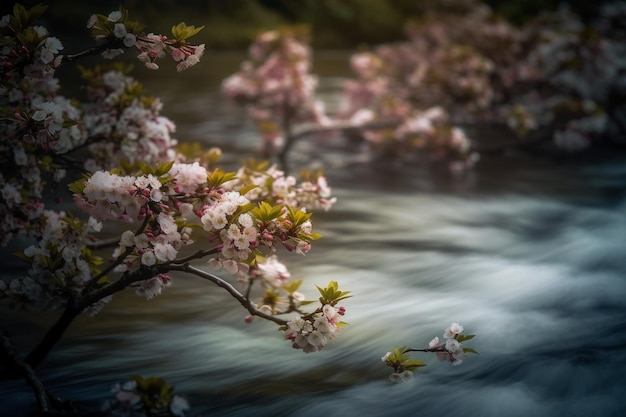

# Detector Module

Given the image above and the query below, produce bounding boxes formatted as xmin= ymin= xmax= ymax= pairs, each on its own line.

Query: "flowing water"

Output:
xmin=2 ymin=53 xmax=626 ymax=417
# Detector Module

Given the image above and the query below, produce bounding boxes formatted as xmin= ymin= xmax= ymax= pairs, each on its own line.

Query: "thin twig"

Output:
xmin=167 ymin=263 xmax=288 ymax=326
xmin=172 ymin=248 xmax=220 ymax=264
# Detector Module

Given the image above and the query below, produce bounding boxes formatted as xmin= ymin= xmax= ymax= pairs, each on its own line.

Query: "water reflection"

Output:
xmin=2 ymin=53 xmax=626 ymax=417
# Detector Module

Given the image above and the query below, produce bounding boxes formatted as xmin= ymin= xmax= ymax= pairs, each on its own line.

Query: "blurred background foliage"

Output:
xmin=1 ymin=0 xmax=617 ymax=50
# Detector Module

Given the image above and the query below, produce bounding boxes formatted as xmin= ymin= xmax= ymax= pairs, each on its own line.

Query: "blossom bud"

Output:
xmin=244 ymin=315 xmax=253 ymax=323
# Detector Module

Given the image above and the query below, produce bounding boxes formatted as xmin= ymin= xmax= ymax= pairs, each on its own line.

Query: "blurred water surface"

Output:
xmin=2 ymin=53 xmax=626 ymax=417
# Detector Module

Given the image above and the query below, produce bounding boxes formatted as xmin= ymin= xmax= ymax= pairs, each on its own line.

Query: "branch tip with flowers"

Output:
xmin=382 ymin=322 xmax=477 ymax=383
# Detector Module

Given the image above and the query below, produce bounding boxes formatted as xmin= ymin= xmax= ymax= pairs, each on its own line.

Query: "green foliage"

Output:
xmin=67 ymin=176 xmax=88 ymax=194
xmin=282 ymin=279 xmax=302 ymax=293
xmin=207 ymin=168 xmax=237 ymax=188
xmin=285 ymin=206 xmax=311 ymax=228
xmin=130 ymin=375 xmax=174 ymax=416
xmin=455 ymin=334 xmax=475 ymax=343
xmin=386 ymin=346 xmax=427 ymax=371
xmin=117 ymin=160 xmax=174 ymax=179
xmin=251 ymin=201 xmax=284 ymax=222
xmin=6 ymin=3 xmax=47 ymax=33
xmin=171 ymin=22 xmax=205 ymax=41
xmin=316 ymin=280 xmax=351 ymax=305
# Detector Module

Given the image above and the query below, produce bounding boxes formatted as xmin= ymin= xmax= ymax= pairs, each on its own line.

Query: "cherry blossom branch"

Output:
xmin=64 ymin=39 xmax=125 ymax=62
xmin=404 ymin=347 xmax=445 ymax=353
xmin=290 ymin=119 xmax=398 ymax=141
xmin=167 ymin=263 xmax=289 ymax=326
xmin=86 ymin=236 xmax=123 ymax=250
xmin=170 ymin=248 xmax=220 ymax=264
xmin=277 ymin=118 xmax=400 ymax=169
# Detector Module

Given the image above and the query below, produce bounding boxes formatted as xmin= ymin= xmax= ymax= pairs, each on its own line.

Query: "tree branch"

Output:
xmin=63 ymin=39 xmax=125 ymax=62
xmin=1 ymin=331 xmax=79 ymax=415
xmin=167 ymin=263 xmax=288 ymax=326
xmin=172 ymin=248 xmax=220 ymax=264
xmin=25 ymin=266 xmax=159 ymax=369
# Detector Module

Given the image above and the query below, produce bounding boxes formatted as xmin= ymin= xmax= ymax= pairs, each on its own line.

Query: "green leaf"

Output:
xmin=207 ymin=169 xmax=237 ymax=187
xmin=171 ymin=22 xmax=204 ymax=41
xmin=67 ymin=179 xmax=85 ymax=194
xmin=304 ymin=232 xmax=322 ymax=241
xmin=238 ymin=184 xmax=258 ymax=196
xmin=251 ymin=201 xmax=284 ymax=222
xmin=13 ymin=3 xmax=28 ymax=28
xmin=154 ymin=160 xmax=174 ymax=177
xmin=283 ymin=279 xmax=302 ymax=293
xmin=286 ymin=206 xmax=312 ymax=227
xmin=138 ymin=161 xmax=154 ymax=175
xmin=463 ymin=348 xmax=479 ymax=355
xmin=316 ymin=281 xmax=352 ymax=304
xmin=456 ymin=334 xmax=475 ymax=343
xmin=403 ymin=359 xmax=427 ymax=369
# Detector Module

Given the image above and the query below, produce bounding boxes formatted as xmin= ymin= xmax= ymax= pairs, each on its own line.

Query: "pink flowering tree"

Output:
xmin=0 ymin=4 xmax=346 ymax=415
xmin=221 ymin=28 xmax=333 ymax=169
xmin=224 ymin=0 xmax=626 ymax=172
xmin=340 ymin=0 xmax=626 ymax=156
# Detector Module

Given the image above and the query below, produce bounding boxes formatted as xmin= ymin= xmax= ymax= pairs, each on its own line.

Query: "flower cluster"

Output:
xmin=230 ymin=160 xmax=336 ymax=212
xmin=69 ymin=157 xmax=327 ymax=304
xmin=381 ymin=322 xmax=476 ymax=383
xmin=340 ymin=49 xmax=480 ymax=169
xmin=429 ymin=322 xmax=468 ymax=366
xmin=80 ymin=66 xmax=179 ymax=171
xmin=284 ymin=304 xmax=346 ymax=353
xmin=86 ymin=9 xmax=205 ymax=72
xmin=279 ymin=281 xmax=350 ymax=352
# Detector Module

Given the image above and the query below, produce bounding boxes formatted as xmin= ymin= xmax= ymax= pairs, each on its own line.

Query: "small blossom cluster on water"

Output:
xmin=382 ymin=322 xmax=472 ymax=383
xmin=103 ymin=378 xmax=189 ymax=417
xmin=284 ymin=304 xmax=346 ymax=352
xmin=430 ymin=322 xmax=466 ymax=366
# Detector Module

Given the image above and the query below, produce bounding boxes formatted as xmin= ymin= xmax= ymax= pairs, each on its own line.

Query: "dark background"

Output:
xmin=1 ymin=0 xmax=617 ymax=51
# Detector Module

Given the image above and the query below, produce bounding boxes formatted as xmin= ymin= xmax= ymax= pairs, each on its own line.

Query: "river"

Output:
xmin=1 ymin=52 xmax=626 ymax=417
